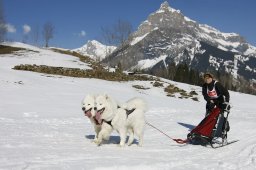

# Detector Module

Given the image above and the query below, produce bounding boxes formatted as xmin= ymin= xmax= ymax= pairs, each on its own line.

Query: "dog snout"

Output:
xmin=94 ymin=107 xmax=97 ymax=111
xmin=82 ymin=107 xmax=85 ymax=111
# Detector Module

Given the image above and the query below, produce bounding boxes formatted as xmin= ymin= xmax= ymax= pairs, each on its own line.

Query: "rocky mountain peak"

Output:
xmin=133 ymin=1 xmax=195 ymax=38
xmin=159 ymin=1 xmax=177 ymax=13
xmin=159 ymin=1 xmax=171 ymax=11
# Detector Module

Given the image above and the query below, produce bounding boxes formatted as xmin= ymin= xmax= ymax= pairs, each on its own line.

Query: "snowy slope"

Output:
xmin=1 ymin=42 xmax=91 ymax=70
xmin=1 ymin=43 xmax=256 ymax=170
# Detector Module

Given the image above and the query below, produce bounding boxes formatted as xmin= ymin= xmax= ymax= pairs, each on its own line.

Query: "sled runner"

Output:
xmin=186 ymin=102 xmax=233 ymax=148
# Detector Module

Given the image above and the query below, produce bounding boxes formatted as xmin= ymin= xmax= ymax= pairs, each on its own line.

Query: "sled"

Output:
xmin=186 ymin=102 xmax=234 ymax=148
xmin=147 ymin=103 xmax=236 ymax=148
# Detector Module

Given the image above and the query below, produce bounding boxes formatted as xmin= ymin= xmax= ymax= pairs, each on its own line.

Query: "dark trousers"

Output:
xmin=205 ymin=102 xmax=216 ymax=116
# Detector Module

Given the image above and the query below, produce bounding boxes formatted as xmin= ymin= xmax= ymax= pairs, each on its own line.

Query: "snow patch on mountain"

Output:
xmin=133 ymin=54 xmax=168 ymax=70
xmin=157 ymin=1 xmax=180 ymax=14
xmin=131 ymin=33 xmax=149 ymax=46
xmin=73 ymin=40 xmax=116 ymax=61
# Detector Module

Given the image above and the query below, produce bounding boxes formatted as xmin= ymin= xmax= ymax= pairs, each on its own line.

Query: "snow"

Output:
xmin=73 ymin=40 xmax=116 ymax=61
xmin=244 ymin=45 xmax=256 ymax=55
xmin=131 ymin=33 xmax=149 ymax=46
xmin=1 ymin=42 xmax=91 ymax=70
xmin=217 ymin=45 xmax=228 ymax=51
xmin=198 ymin=24 xmax=247 ymax=50
xmin=184 ymin=16 xmax=196 ymax=23
xmin=157 ymin=1 xmax=180 ymax=14
xmin=133 ymin=55 xmax=168 ymax=70
xmin=1 ymin=43 xmax=256 ymax=170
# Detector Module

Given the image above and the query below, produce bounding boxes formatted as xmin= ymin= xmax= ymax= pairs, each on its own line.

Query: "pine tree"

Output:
xmin=167 ymin=62 xmax=176 ymax=80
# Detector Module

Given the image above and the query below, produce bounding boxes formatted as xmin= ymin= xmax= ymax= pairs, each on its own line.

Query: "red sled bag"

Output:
xmin=187 ymin=107 xmax=221 ymax=145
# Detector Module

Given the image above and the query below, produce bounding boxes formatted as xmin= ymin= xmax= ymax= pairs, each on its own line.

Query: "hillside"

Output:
xmin=1 ymin=42 xmax=256 ymax=169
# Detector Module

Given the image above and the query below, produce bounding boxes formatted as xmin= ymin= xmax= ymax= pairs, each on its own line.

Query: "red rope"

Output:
xmin=146 ymin=121 xmax=188 ymax=144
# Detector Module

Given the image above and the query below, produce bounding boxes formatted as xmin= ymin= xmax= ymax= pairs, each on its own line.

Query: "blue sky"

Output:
xmin=3 ymin=0 xmax=256 ymax=49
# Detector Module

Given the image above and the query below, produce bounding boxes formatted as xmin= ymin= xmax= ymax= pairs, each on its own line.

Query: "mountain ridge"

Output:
xmin=102 ymin=1 xmax=256 ymax=83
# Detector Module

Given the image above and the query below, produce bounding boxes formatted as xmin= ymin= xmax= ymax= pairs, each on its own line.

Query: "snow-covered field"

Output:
xmin=1 ymin=42 xmax=256 ymax=170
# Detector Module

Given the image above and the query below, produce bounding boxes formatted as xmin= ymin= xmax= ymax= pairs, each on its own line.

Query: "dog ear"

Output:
xmin=105 ymin=94 xmax=109 ymax=100
xmin=92 ymin=94 xmax=96 ymax=99
xmin=81 ymin=95 xmax=87 ymax=104
xmin=104 ymin=93 xmax=109 ymax=100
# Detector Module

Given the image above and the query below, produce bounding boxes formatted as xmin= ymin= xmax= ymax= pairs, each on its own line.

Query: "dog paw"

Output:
xmin=93 ymin=139 xmax=101 ymax=146
xmin=118 ymin=143 xmax=125 ymax=147
xmin=127 ymin=140 xmax=134 ymax=146
xmin=95 ymin=141 xmax=101 ymax=146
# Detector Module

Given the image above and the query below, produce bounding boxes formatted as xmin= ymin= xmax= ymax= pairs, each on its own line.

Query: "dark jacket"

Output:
xmin=202 ymin=80 xmax=230 ymax=104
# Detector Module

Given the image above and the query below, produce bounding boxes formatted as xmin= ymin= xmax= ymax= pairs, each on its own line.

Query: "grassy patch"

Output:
xmin=132 ymin=85 xmax=150 ymax=90
xmin=0 ymin=45 xmax=39 ymax=55
xmin=0 ymin=45 xmax=26 ymax=54
xmin=191 ymin=97 xmax=199 ymax=101
xmin=13 ymin=64 xmax=158 ymax=82
xmin=164 ymin=84 xmax=185 ymax=94
xmin=151 ymin=81 xmax=164 ymax=87
xmin=164 ymin=84 xmax=199 ymax=101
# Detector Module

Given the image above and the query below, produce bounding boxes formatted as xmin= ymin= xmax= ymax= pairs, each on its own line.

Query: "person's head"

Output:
xmin=203 ymin=73 xmax=214 ymax=84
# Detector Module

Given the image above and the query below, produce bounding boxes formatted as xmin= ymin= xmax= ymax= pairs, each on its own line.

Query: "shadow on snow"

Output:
xmin=85 ymin=135 xmax=139 ymax=145
xmin=177 ymin=122 xmax=195 ymax=131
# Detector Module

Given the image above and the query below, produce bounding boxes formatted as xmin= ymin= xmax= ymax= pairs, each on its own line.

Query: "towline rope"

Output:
xmin=146 ymin=121 xmax=188 ymax=144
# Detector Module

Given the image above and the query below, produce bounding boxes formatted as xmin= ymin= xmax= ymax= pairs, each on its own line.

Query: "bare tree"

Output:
xmin=101 ymin=19 xmax=133 ymax=46
xmin=31 ymin=24 xmax=40 ymax=46
xmin=22 ymin=34 xmax=28 ymax=44
xmin=114 ymin=19 xmax=133 ymax=46
xmin=101 ymin=19 xmax=133 ymax=48
xmin=100 ymin=19 xmax=133 ymax=64
xmin=0 ymin=0 xmax=6 ymax=42
xmin=167 ymin=62 xmax=176 ymax=80
xmin=42 ymin=22 xmax=54 ymax=47
xmin=100 ymin=26 xmax=114 ymax=57
xmin=100 ymin=26 xmax=112 ymax=45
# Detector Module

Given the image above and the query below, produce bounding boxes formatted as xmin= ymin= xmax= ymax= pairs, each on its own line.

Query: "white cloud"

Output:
xmin=23 ymin=24 xmax=31 ymax=34
xmin=6 ymin=24 xmax=16 ymax=33
xmin=79 ymin=30 xmax=86 ymax=37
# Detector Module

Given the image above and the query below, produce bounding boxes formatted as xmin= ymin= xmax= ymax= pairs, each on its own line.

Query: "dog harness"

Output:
xmin=103 ymin=120 xmax=112 ymax=126
xmin=102 ymin=108 xmax=136 ymax=127
xmin=126 ymin=108 xmax=135 ymax=118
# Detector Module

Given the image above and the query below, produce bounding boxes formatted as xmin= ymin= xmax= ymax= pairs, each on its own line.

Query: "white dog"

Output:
xmin=81 ymin=94 xmax=110 ymax=142
xmin=120 ymin=97 xmax=147 ymax=146
xmin=95 ymin=94 xmax=147 ymax=147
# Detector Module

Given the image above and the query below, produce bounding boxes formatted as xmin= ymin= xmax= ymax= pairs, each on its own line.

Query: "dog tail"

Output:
xmin=121 ymin=97 xmax=148 ymax=112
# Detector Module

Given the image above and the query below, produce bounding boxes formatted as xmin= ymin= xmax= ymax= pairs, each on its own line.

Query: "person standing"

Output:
xmin=202 ymin=73 xmax=230 ymax=116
